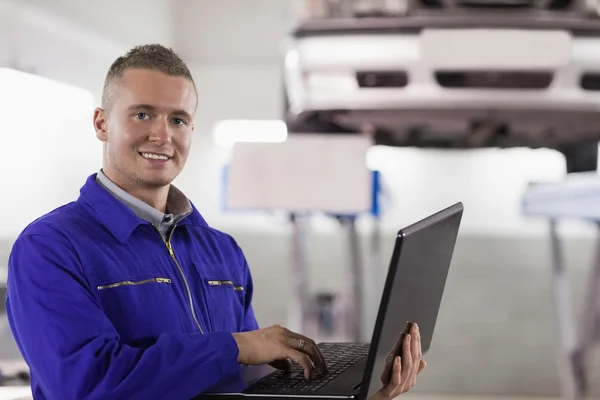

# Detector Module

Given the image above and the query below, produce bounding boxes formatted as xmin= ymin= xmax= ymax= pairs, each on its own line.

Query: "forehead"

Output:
xmin=111 ymin=68 xmax=197 ymax=113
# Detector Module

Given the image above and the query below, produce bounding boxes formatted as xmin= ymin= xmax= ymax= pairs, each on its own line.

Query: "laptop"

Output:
xmin=199 ymin=202 xmax=463 ymax=400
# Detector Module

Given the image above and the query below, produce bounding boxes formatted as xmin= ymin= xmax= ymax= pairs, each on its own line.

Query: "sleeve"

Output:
xmin=6 ymin=231 xmax=241 ymax=400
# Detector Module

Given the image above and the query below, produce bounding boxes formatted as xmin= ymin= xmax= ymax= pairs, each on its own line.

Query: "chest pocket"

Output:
xmin=196 ymin=263 xmax=245 ymax=332
xmin=90 ymin=262 xmax=185 ymax=343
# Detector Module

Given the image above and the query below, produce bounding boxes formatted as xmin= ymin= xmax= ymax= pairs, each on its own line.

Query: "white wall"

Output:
xmin=365 ymin=145 xmax=575 ymax=236
xmin=19 ymin=0 xmax=174 ymax=51
xmin=0 ymin=0 xmax=174 ymax=238
xmin=173 ymin=0 xmax=291 ymax=65
xmin=0 ymin=0 xmax=173 ymax=99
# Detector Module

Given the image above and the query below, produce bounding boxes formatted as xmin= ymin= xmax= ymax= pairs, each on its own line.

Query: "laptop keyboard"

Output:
xmin=246 ymin=342 xmax=370 ymax=394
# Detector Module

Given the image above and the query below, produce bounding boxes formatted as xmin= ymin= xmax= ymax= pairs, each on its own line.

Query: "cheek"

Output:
xmin=175 ymin=131 xmax=193 ymax=157
xmin=110 ymin=122 xmax=146 ymax=149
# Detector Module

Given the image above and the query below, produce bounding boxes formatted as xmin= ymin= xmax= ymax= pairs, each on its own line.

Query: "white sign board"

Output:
xmin=226 ymin=134 xmax=373 ymax=214
xmin=522 ymin=172 xmax=600 ymax=220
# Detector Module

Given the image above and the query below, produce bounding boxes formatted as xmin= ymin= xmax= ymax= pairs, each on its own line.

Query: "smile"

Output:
xmin=140 ymin=152 xmax=171 ymax=161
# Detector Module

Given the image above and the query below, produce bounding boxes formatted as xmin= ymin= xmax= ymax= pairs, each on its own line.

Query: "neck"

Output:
xmin=123 ymin=185 xmax=169 ymax=213
xmin=102 ymin=168 xmax=169 ymax=212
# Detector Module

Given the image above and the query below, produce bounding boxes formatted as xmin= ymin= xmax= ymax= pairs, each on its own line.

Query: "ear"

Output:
xmin=93 ymin=107 xmax=108 ymax=142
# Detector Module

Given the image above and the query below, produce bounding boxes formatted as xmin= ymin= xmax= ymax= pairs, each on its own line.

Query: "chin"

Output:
xmin=148 ymin=177 xmax=175 ymax=188
xmin=137 ymin=173 xmax=177 ymax=188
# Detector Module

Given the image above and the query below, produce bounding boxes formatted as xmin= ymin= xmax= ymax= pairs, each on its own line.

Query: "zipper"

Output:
xmin=208 ymin=280 xmax=233 ymax=286
xmin=155 ymin=224 xmax=204 ymax=334
xmin=97 ymin=277 xmax=172 ymax=291
xmin=207 ymin=280 xmax=244 ymax=291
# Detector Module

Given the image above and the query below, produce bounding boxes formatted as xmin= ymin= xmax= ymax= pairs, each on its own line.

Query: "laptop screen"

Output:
xmin=362 ymin=203 xmax=463 ymax=399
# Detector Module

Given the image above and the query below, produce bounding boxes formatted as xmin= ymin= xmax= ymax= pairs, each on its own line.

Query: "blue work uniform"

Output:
xmin=6 ymin=172 xmax=260 ymax=400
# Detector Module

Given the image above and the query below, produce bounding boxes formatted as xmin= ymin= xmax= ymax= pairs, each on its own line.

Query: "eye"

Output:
xmin=135 ymin=112 xmax=149 ymax=120
xmin=172 ymin=117 xmax=186 ymax=126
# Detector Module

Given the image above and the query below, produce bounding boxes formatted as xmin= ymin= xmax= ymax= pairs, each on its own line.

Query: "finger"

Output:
xmin=411 ymin=327 xmax=420 ymax=387
xmin=291 ymin=333 xmax=327 ymax=369
xmin=303 ymin=338 xmax=328 ymax=374
xmin=415 ymin=324 xmax=423 ymax=359
xmin=286 ymin=334 xmax=327 ymax=375
xmin=381 ymin=330 xmax=408 ymax=385
xmin=412 ymin=363 xmax=421 ymax=388
xmin=382 ymin=356 xmax=402 ymax=398
xmin=407 ymin=325 xmax=423 ymax=391
xmin=287 ymin=349 xmax=316 ymax=379
xmin=380 ymin=335 xmax=400 ymax=385
xmin=380 ymin=352 xmax=394 ymax=385
xmin=389 ymin=332 xmax=404 ymax=360
xmin=418 ymin=359 xmax=427 ymax=373
xmin=409 ymin=327 xmax=420 ymax=384
xmin=391 ymin=356 xmax=402 ymax=386
xmin=400 ymin=334 xmax=413 ymax=393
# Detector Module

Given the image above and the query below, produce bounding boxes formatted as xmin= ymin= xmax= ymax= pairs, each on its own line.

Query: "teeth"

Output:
xmin=141 ymin=152 xmax=169 ymax=161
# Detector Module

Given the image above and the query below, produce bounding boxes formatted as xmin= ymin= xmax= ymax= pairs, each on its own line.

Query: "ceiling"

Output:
xmin=0 ymin=0 xmax=294 ymax=98
xmin=172 ymin=0 xmax=292 ymax=65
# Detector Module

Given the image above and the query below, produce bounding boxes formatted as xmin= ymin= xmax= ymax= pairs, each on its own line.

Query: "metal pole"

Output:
xmin=572 ymin=222 xmax=600 ymax=395
xmin=365 ymin=214 xmax=383 ymax=339
xmin=549 ymin=219 xmax=580 ymax=400
xmin=289 ymin=213 xmax=311 ymax=336
xmin=344 ymin=216 xmax=363 ymax=342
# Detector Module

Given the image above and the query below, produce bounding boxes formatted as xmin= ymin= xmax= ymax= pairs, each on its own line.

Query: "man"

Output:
xmin=6 ymin=44 xmax=425 ymax=400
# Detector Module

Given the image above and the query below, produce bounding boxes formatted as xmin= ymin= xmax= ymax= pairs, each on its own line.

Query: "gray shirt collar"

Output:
xmin=96 ymin=169 xmax=192 ymax=230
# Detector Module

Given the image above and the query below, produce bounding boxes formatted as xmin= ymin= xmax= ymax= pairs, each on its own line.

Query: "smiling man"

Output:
xmin=5 ymin=44 xmax=425 ymax=400
xmin=97 ymin=63 xmax=195 ymax=212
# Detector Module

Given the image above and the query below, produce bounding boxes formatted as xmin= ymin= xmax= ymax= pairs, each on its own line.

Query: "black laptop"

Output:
xmin=199 ymin=202 xmax=463 ymax=400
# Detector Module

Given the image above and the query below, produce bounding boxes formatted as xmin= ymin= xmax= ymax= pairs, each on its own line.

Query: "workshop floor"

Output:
xmin=1 ymin=389 xmax=599 ymax=400
xmin=3 ymin=395 xmax=598 ymax=400
xmin=402 ymin=397 xmax=600 ymax=400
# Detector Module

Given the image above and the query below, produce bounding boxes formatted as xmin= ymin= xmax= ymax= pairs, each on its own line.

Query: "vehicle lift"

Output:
xmin=522 ymin=172 xmax=600 ymax=400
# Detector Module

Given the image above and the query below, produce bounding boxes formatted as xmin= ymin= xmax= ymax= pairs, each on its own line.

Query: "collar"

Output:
xmin=96 ymin=169 xmax=192 ymax=226
xmin=78 ymin=173 xmax=209 ymax=243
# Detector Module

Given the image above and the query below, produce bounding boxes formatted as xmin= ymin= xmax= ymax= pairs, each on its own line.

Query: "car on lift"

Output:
xmin=282 ymin=0 xmax=600 ymax=172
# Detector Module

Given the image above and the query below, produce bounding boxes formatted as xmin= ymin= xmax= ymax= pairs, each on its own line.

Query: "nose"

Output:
xmin=148 ymin=116 xmax=172 ymax=146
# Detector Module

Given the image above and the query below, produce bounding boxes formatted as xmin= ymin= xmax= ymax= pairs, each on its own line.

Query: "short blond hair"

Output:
xmin=101 ymin=44 xmax=196 ymax=110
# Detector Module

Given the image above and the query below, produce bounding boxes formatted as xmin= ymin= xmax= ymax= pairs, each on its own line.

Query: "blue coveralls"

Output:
xmin=6 ymin=173 xmax=260 ymax=399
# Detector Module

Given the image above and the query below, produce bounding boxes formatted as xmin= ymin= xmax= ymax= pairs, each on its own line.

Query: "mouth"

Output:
xmin=139 ymin=152 xmax=172 ymax=161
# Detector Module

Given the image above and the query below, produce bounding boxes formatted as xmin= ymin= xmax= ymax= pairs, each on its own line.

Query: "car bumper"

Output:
xmin=284 ymin=29 xmax=600 ymax=117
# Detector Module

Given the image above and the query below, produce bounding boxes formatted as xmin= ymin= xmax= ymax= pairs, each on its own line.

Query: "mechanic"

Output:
xmin=5 ymin=44 xmax=426 ymax=400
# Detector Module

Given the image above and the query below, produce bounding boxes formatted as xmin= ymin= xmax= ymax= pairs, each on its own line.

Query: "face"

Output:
xmin=93 ymin=68 xmax=197 ymax=190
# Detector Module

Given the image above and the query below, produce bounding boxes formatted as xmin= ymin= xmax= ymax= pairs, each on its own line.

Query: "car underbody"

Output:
xmin=284 ymin=2 xmax=600 ymax=172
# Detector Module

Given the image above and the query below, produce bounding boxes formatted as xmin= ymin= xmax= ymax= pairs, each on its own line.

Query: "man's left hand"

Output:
xmin=374 ymin=323 xmax=427 ymax=399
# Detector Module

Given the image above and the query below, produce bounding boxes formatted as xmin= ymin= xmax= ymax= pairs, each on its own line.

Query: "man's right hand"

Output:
xmin=232 ymin=325 xmax=328 ymax=379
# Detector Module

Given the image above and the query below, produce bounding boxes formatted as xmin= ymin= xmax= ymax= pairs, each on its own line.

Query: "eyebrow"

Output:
xmin=128 ymin=104 xmax=192 ymax=120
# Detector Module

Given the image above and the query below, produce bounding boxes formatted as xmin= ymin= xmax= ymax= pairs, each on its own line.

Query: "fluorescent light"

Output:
xmin=0 ymin=68 xmax=95 ymax=119
xmin=213 ymin=119 xmax=288 ymax=149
